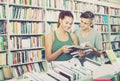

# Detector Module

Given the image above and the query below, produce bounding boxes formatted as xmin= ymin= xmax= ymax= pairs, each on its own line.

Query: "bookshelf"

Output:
xmin=0 ymin=1 xmax=8 ymax=81
xmin=0 ymin=0 xmax=120 ymax=80
xmin=109 ymin=5 xmax=120 ymax=56
xmin=0 ymin=0 xmax=47 ymax=80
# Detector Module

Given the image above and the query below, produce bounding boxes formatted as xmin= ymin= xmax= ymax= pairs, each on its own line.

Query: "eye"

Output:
xmin=70 ymin=23 xmax=72 ymax=25
xmin=65 ymin=22 xmax=69 ymax=24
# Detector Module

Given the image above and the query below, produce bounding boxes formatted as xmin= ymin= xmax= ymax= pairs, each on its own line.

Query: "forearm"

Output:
xmin=46 ymin=48 xmax=63 ymax=62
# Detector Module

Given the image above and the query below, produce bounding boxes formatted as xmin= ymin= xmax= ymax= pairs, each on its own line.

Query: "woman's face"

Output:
xmin=59 ymin=16 xmax=73 ymax=32
xmin=80 ymin=18 xmax=92 ymax=30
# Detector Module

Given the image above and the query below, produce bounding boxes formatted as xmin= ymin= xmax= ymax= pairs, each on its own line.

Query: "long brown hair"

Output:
xmin=57 ymin=11 xmax=74 ymax=28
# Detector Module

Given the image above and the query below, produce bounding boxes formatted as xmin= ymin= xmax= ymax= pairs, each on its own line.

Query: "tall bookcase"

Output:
xmin=109 ymin=5 xmax=120 ymax=56
xmin=0 ymin=0 xmax=47 ymax=80
xmin=0 ymin=0 xmax=120 ymax=80
xmin=0 ymin=0 xmax=8 ymax=80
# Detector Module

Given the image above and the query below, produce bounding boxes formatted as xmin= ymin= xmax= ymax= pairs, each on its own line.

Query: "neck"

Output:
xmin=57 ymin=27 xmax=67 ymax=34
xmin=82 ymin=27 xmax=92 ymax=32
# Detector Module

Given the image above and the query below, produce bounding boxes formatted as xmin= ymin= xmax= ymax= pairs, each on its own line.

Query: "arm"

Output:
xmin=93 ymin=33 xmax=103 ymax=57
xmin=92 ymin=48 xmax=102 ymax=57
xmin=85 ymin=33 xmax=103 ymax=57
xmin=70 ymin=33 xmax=78 ymax=45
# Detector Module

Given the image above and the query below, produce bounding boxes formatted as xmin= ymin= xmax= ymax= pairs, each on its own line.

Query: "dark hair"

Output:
xmin=57 ymin=11 xmax=74 ymax=28
xmin=80 ymin=11 xmax=94 ymax=20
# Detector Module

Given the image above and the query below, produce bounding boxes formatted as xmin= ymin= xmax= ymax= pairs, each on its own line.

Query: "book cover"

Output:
xmin=0 ymin=21 xmax=4 ymax=34
xmin=94 ymin=75 xmax=115 ymax=81
xmin=105 ymin=50 xmax=117 ymax=64
xmin=94 ymin=78 xmax=112 ymax=81
xmin=2 ymin=66 xmax=12 ymax=80
xmin=54 ymin=67 xmax=74 ymax=81
xmin=33 ymin=63 xmax=41 ymax=72
xmin=0 ymin=36 xmax=4 ymax=51
xmin=22 ymin=65 xmax=28 ymax=73
xmin=47 ymin=70 xmax=69 ymax=81
xmin=0 ymin=69 xmax=4 ymax=80
xmin=68 ymin=45 xmax=92 ymax=52
xmin=11 ymin=67 xmax=19 ymax=78
xmin=38 ymin=62 xmax=44 ymax=72
xmin=0 ymin=53 xmax=6 ymax=66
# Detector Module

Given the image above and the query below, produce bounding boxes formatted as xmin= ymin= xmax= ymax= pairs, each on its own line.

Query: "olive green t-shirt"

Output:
xmin=52 ymin=31 xmax=74 ymax=61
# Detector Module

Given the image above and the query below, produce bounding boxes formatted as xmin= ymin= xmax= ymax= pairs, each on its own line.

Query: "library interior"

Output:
xmin=0 ymin=0 xmax=120 ymax=81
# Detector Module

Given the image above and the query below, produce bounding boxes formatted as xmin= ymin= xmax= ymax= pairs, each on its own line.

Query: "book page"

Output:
xmin=68 ymin=45 xmax=91 ymax=52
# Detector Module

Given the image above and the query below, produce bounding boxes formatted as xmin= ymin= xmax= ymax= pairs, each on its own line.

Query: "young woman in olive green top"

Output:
xmin=45 ymin=11 xmax=78 ymax=62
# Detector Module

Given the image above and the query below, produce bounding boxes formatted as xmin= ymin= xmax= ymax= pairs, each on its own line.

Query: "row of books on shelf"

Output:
xmin=102 ymin=34 xmax=120 ymax=43
xmin=10 ymin=36 xmax=44 ymax=50
xmin=0 ymin=62 xmax=47 ymax=81
xmin=109 ymin=8 xmax=120 ymax=16
xmin=93 ymin=25 xmax=108 ymax=32
xmin=47 ymin=0 xmax=74 ymax=10
xmin=8 ymin=0 xmax=44 ymax=6
xmin=111 ymin=42 xmax=120 ymax=50
xmin=110 ymin=35 xmax=120 ymax=41
xmin=111 ymin=26 xmax=120 ymax=33
xmin=75 ymin=2 xmax=108 ymax=15
xmin=46 ymin=10 xmax=109 ymax=24
xmin=0 ymin=0 xmax=6 ymax=2
xmin=110 ymin=17 xmax=120 ymax=24
xmin=9 ymin=22 xmax=44 ymax=34
xmin=0 ymin=49 xmax=45 ymax=66
xmin=9 ymin=6 xmax=44 ymax=20
xmin=8 ymin=50 xmax=44 ymax=65
xmin=94 ymin=15 xmax=108 ymax=24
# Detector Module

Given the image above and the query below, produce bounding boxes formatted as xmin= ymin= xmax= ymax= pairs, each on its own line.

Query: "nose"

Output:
xmin=80 ymin=23 xmax=84 ymax=27
xmin=68 ymin=24 xmax=72 ymax=28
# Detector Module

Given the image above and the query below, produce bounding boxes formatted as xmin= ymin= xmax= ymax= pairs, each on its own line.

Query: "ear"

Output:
xmin=90 ymin=21 xmax=94 ymax=27
xmin=90 ymin=23 xmax=93 ymax=26
xmin=59 ymin=18 xmax=62 ymax=23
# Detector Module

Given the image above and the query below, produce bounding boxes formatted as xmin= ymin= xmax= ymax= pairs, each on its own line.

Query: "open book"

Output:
xmin=68 ymin=45 xmax=92 ymax=52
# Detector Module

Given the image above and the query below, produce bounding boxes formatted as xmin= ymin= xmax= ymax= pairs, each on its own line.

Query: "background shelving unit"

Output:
xmin=0 ymin=0 xmax=47 ymax=80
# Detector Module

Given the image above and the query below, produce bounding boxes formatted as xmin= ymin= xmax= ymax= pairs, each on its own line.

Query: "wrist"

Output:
xmin=92 ymin=47 xmax=97 ymax=51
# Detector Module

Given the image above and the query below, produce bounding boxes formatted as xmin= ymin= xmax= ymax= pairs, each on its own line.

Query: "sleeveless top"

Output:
xmin=52 ymin=31 xmax=74 ymax=61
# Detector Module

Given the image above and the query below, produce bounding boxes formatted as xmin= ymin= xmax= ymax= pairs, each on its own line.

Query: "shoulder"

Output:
xmin=70 ymin=32 xmax=78 ymax=45
xmin=92 ymin=29 xmax=101 ymax=36
xmin=73 ymin=28 xmax=80 ymax=33
xmin=45 ymin=32 xmax=54 ymax=41
xmin=70 ymin=33 xmax=78 ymax=41
xmin=70 ymin=33 xmax=76 ymax=38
